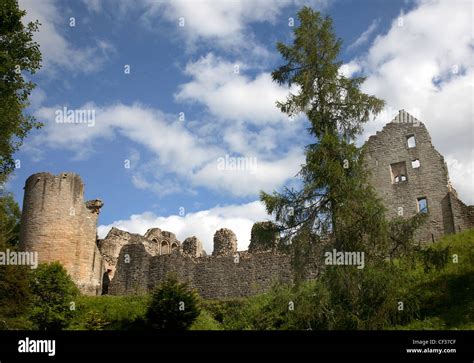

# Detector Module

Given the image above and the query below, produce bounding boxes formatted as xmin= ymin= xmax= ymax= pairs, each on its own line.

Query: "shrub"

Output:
xmin=146 ymin=276 xmax=200 ymax=330
xmin=203 ymin=298 xmax=250 ymax=330
xmin=29 ymin=262 xmax=79 ymax=330
xmin=0 ymin=257 xmax=31 ymax=317
xmin=189 ymin=310 xmax=222 ymax=330
xmin=69 ymin=294 xmax=149 ymax=330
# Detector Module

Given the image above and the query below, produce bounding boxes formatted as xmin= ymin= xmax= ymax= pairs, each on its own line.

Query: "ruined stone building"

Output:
xmin=18 ymin=110 xmax=473 ymax=296
xmin=364 ymin=110 xmax=473 ymax=242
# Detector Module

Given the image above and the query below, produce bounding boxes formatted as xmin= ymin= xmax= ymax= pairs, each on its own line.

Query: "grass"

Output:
xmin=3 ymin=229 xmax=472 ymax=330
xmin=68 ymin=294 xmax=150 ymax=330
xmin=393 ymin=229 xmax=474 ymax=330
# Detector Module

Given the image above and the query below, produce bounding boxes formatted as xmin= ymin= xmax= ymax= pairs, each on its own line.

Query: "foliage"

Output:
xmin=249 ymin=221 xmax=279 ymax=252
xmin=0 ymin=191 xmax=21 ymax=246
xmin=146 ymin=275 xmax=200 ymax=330
xmin=261 ymin=6 xmax=386 ymax=249
xmin=0 ymin=208 xmax=31 ymax=320
xmin=69 ymin=294 xmax=149 ymax=330
xmin=202 ymin=298 xmax=250 ymax=330
xmin=24 ymin=230 xmax=471 ymax=331
xmin=189 ymin=310 xmax=222 ymax=330
xmin=29 ymin=262 xmax=79 ymax=330
xmin=0 ymin=259 xmax=31 ymax=318
xmin=394 ymin=228 xmax=474 ymax=330
xmin=0 ymin=0 xmax=42 ymax=182
xmin=202 ymin=230 xmax=474 ymax=331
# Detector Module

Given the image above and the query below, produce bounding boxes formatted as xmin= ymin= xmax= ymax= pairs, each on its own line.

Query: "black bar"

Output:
xmin=0 ymin=330 xmax=472 ymax=362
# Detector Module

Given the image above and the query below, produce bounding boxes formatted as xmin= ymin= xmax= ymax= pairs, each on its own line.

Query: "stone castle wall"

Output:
xmin=364 ymin=110 xmax=473 ymax=242
xmin=19 ymin=172 xmax=104 ymax=295
xmin=109 ymin=243 xmax=294 ymax=299
xmin=17 ymin=111 xmax=473 ymax=297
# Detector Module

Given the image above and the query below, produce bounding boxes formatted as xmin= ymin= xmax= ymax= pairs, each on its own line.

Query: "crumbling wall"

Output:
xmin=109 ymin=247 xmax=294 ymax=299
xmin=98 ymin=227 xmax=183 ymax=279
xmin=449 ymin=192 xmax=474 ymax=233
xmin=212 ymin=228 xmax=237 ymax=257
xmin=19 ymin=172 xmax=104 ymax=295
xmin=108 ymin=227 xmax=318 ymax=299
xmin=364 ymin=111 xmax=473 ymax=242
xmin=182 ymin=236 xmax=203 ymax=257
xmin=97 ymin=228 xmax=154 ymax=279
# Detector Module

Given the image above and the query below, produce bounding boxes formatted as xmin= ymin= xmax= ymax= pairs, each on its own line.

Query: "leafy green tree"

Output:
xmin=0 ymin=0 xmax=42 ymax=183
xmin=261 ymin=7 xmax=390 ymax=257
xmin=29 ymin=262 xmax=79 ymax=330
xmin=0 ymin=191 xmax=29 ymax=320
xmin=146 ymin=275 xmax=200 ymax=330
xmin=0 ymin=254 xmax=31 ymax=318
xmin=0 ymin=191 xmax=21 ymax=246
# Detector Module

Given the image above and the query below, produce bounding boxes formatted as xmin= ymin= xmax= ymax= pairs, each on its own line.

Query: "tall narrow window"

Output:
xmin=417 ymin=197 xmax=428 ymax=213
xmin=407 ymin=135 xmax=416 ymax=148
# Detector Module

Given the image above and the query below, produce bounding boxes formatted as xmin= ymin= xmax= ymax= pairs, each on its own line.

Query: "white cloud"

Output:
xmin=97 ymin=201 xmax=271 ymax=253
xmin=140 ymin=0 xmax=312 ymax=50
xmin=355 ymin=0 xmax=474 ymax=204
xmin=175 ymin=53 xmax=296 ymax=125
xmin=101 ymin=0 xmax=329 ymax=61
xmin=339 ymin=60 xmax=362 ymax=78
xmin=193 ymin=149 xmax=304 ymax=197
xmin=347 ymin=18 xmax=380 ymax=51
xmin=26 ymin=102 xmax=304 ymax=197
xmin=19 ymin=0 xmax=113 ymax=74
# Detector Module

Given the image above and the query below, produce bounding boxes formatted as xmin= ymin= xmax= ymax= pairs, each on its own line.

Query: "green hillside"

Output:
xmin=393 ymin=229 xmax=474 ymax=330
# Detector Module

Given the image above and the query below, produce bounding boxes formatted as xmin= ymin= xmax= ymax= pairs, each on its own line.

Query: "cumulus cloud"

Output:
xmin=355 ymin=0 xmax=473 ymax=203
xmin=97 ymin=201 xmax=271 ymax=253
xmin=175 ymin=53 xmax=297 ymax=125
xmin=19 ymin=0 xmax=113 ymax=74
xmin=140 ymin=0 xmax=328 ymax=54
xmin=25 ymin=102 xmax=304 ymax=197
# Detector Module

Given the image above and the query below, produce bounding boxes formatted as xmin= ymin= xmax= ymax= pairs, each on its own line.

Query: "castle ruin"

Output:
xmin=18 ymin=111 xmax=474 ymax=296
xmin=364 ymin=110 xmax=474 ymax=242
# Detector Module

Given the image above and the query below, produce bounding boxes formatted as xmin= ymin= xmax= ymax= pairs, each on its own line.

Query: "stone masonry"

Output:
xmin=19 ymin=172 xmax=104 ymax=295
xmin=364 ymin=110 xmax=474 ymax=242
xmin=212 ymin=228 xmax=237 ymax=257
xmin=17 ymin=111 xmax=474 ymax=296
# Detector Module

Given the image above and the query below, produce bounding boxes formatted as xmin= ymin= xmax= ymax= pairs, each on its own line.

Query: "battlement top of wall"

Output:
xmin=389 ymin=109 xmax=423 ymax=125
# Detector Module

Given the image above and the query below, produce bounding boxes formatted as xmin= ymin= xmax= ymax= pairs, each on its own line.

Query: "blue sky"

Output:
xmin=10 ymin=0 xmax=473 ymax=253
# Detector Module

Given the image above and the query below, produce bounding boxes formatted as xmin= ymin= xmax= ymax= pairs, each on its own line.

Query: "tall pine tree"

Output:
xmin=261 ymin=7 xmax=389 ymax=257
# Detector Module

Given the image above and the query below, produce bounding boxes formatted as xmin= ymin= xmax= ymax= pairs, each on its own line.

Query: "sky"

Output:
xmin=9 ymin=0 xmax=474 ymax=254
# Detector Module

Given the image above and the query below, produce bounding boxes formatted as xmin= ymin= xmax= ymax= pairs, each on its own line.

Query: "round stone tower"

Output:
xmin=19 ymin=172 xmax=104 ymax=295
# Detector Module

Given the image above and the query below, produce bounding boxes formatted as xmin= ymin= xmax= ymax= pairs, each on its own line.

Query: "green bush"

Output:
xmin=146 ymin=276 xmax=200 ymax=330
xmin=203 ymin=298 xmax=250 ymax=330
xmin=189 ymin=310 xmax=222 ymax=330
xmin=69 ymin=294 xmax=149 ymax=330
xmin=0 ymin=258 xmax=31 ymax=318
xmin=29 ymin=262 xmax=79 ymax=330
